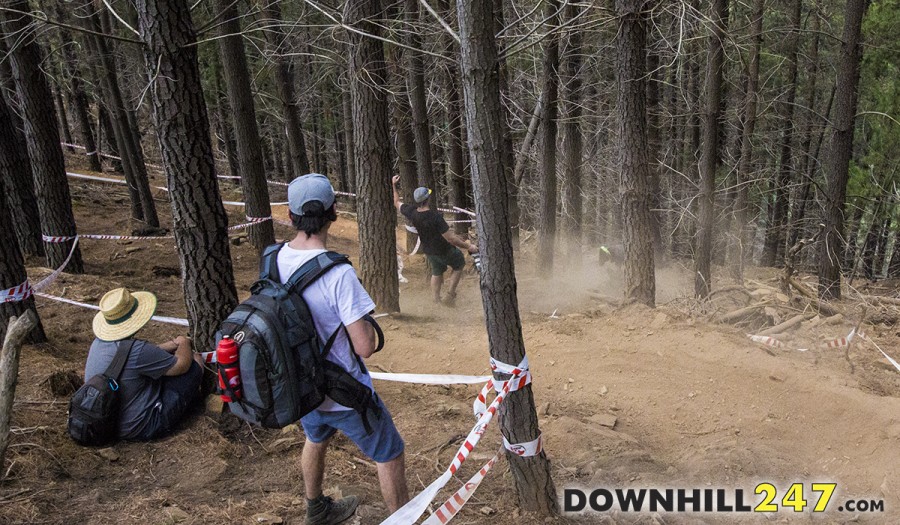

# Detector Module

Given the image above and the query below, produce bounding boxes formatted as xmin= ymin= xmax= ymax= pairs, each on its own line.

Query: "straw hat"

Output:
xmin=92 ymin=288 xmax=157 ymax=341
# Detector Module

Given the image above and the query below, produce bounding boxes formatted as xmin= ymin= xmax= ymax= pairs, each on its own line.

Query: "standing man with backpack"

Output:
xmin=391 ymin=175 xmax=478 ymax=306
xmin=278 ymin=174 xmax=408 ymax=525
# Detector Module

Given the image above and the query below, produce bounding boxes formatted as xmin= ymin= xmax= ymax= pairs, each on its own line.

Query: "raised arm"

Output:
xmin=391 ymin=174 xmax=402 ymax=211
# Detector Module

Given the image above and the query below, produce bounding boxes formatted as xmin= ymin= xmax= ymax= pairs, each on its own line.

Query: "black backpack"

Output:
xmin=68 ymin=340 xmax=135 ymax=446
xmin=216 ymin=244 xmax=384 ymax=431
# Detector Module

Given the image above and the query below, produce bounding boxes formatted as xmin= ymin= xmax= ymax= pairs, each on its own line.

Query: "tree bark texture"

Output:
xmin=341 ymin=84 xmax=357 ymax=194
xmin=561 ymin=3 xmax=584 ymax=264
xmin=262 ymin=0 xmax=311 ymax=178
xmin=344 ymin=0 xmax=400 ymax=312
xmin=439 ymin=0 xmax=469 ymax=235
xmin=694 ymin=0 xmax=728 ymax=298
xmin=762 ymin=0 xmax=802 ymax=267
xmin=2 ymin=0 xmax=83 ymax=273
xmin=216 ymin=0 xmax=274 ymax=251
xmin=81 ymin=7 xmax=160 ymax=227
xmin=457 ymin=0 xmax=558 ymax=514
xmin=726 ymin=0 xmax=764 ymax=280
xmin=53 ymin=5 xmax=102 ymax=173
xmin=494 ymin=0 xmax=519 ymax=247
xmin=50 ymin=62 xmax=74 ymax=151
xmin=616 ymin=0 xmax=656 ymax=307
xmin=817 ymin=0 xmax=869 ymax=299
xmin=135 ymin=0 xmax=239 ymax=348
xmin=0 ymin=72 xmax=44 ymax=258
xmin=536 ymin=0 xmax=560 ymax=275
xmin=788 ymin=8 xmax=821 ymax=249
xmin=403 ymin=0 xmax=437 ymax=198
xmin=97 ymin=104 xmax=123 ymax=172
xmin=386 ymin=40 xmax=419 ymax=252
xmin=62 ymin=50 xmax=102 ymax=173
xmin=0 ymin=194 xmax=45 ymax=344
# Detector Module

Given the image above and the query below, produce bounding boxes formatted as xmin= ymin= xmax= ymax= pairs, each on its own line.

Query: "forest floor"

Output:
xmin=2 ymin=160 xmax=900 ymax=524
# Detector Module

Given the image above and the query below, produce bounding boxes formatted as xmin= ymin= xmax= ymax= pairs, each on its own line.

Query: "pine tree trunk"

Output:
xmin=216 ymin=0 xmax=274 ymax=251
xmin=0 ymin=65 xmax=44 ymax=258
xmin=762 ymin=0 xmax=802 ymax=267
xmin=860 ymin=202 xmax=880 ymax=280
xmin=2 ymin=1 xmax=83 ymax=273
xmin=695 ymin=0 xmax=728 ymax=298
xmin=135 ymin=0 xmax=239 ymax=347
xmin=872 ymin=204 xmax=892 ymax=277
xmin=537 ymin=0 xmax=560 ymax=275
xmin=51 ymin=66 xmax=74 ymax=152
xmin=645 ymin=49 xmax=664 ymax=257
xmin=818 ymin=0 xmax=869 ymax=300
xmin=81 ymin=8 xmax=160 ymax=227
xmin=788 ymin=8 xmax=821 ymax=249
xmin=842 ymin=201 xmax=865 ymax=272
xmin=344 ymin=0 xmax=400 ymax=313
xmin=457 ymin=0 xmax=558 ymax=513
xmin=726 ymin=0 xmax=764 ymax=280
xmin=54 ymin=5 xmax=102 ymax=173
xmin=888 ymin=228 xmax=900 ymax=278
xmin=616 ymin=0 xmax=656 ymax=307
xmin=97 ymin=104 xmax=123 ymax=172
xmin=0 ymin=194 xmax=45 ymax=344
xmin=213 ymin=64 xmax=241 ymax=180
xmin=438 ymin=0 xmax=468 ymax=235
xmin=560 ymin=4 xmax=584 ymax=264
xmin=494 ymin=0 xmax=519 ymax=247
xmin=262 ymin=0 xmax=311 ymax=178
xmin=385 ymin=40 xmax=419 ymax=253
xmin=404 ymin=0 xmax=437 ymax=198
xmin=341 ymin=87 xmax=356 ymax=194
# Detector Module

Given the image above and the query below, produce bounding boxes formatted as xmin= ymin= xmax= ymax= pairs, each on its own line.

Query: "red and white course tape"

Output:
xmin=747 ymin=334 xmax=785 ymax=348
xmin=382 ymin=357 xmax=533 ymax=525
xmin=1 ymin=280 xmax=34 ymax=303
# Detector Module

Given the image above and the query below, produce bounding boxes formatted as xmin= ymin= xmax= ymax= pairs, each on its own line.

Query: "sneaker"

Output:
xmin=306 ymin=495 xmax=359 ymax=525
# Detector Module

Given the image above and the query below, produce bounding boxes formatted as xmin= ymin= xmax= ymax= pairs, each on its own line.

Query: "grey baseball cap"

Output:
xmin=414 ymin=187 xmax=432 ymax=204
xmin=288 ymin=173 xmax=335 ymax=215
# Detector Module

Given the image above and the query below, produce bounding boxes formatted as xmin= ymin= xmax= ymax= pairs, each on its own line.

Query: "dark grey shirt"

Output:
xmin=84 ymin=338 xmax=176 ymax=439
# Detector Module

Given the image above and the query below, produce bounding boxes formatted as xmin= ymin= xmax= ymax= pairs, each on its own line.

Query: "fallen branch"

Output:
xmin=0 ymin=312 xmax=38 ymax=475
xmin=719 ymin=302 xmax=769 ymax=324
xmin=787 ymin=277 xmax=840 ymax=317
xmin=861 ymin=295 xmax=900 ymax=307
xmin=758 ymin=313 xmax=813 ymax=337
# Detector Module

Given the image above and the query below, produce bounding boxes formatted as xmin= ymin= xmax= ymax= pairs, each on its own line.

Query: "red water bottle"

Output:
xmin=216 ymin=336 xmax=242 ymax=402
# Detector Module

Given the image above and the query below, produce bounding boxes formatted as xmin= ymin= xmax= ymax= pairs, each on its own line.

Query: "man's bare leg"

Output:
xmin=302 ymin=437 xmax=331 ymax=499
xmin=376 ymin=452 xmax=409 ymax=513
xmin=446 ymin=269 xmax=463 ymax=297
xmin=430 ymin=275 xmax=443 ymax=303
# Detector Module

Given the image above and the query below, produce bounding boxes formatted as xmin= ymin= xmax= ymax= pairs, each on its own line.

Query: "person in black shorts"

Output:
xmin=392 ymin=175 xmax=477 ymax=306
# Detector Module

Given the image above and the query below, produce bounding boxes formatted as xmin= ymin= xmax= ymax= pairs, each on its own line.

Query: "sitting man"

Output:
xmin=391 ymin=175 xmax=477 ymax=306
xmin=283 ymin=174 xmax=409 ymax=525
xmin=85 ymin=287 xmax=202 ymax=441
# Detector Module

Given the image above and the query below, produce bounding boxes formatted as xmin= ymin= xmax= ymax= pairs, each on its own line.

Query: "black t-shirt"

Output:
xmin=400 ymin=203 xmax=454 ymax=256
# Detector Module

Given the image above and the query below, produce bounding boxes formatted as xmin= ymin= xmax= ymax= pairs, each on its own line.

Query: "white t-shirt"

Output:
xmin=277 ymin=245 xmax=376 ymax=411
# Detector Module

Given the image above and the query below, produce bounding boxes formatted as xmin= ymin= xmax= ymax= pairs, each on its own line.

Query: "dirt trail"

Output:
xmin=2 ymin=168 xmax=899 ymax=524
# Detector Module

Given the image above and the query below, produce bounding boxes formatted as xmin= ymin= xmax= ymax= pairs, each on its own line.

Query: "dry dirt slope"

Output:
xmin=2 ymin=173 xmax=899 ymax=524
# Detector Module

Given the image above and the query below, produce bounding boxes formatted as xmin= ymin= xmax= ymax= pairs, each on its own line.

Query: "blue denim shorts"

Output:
xmin=301 ymin=394 xmax=405 ymax=463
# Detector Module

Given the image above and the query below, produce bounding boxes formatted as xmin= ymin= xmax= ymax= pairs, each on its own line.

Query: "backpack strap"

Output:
xmin=103 ymin=339 xmax=136 ymax=389
xmin=285 ymin=251 xmax=351 ymax=293
xmin=259 ymin=242 xmax=286 ymax=281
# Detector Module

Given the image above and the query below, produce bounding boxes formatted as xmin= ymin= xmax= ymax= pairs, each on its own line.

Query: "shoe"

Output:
xmin=306 ymin=495 xmax=359 ymax=525
xmin=444 ymin=292 xmax=457 ymax=308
